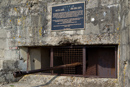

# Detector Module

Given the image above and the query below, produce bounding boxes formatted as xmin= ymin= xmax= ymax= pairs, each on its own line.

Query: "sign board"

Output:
xmin=51 ymin=2 xmax=85 ymax=30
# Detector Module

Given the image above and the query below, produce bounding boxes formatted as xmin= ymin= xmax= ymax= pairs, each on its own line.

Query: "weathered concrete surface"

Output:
xmin=0 ymin=0 xmax=120 ymax=46
xmin=0 ymin=60 xmax=22 ymax=83
xmin=118 ymin=0 xmax=130 ymax=87
xmin=0 ymin=0 xmax=129 ymax=87
xmin=0 ymin=75 xmax=119 ymax=87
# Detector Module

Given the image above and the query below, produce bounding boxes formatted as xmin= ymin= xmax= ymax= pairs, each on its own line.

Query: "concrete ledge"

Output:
xmin=19 ymin=75 xmax=119 ymax=87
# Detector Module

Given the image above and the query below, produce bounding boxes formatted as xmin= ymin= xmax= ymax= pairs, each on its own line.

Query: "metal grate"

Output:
xmin=53 ymin=48 xmax=83 ymax=74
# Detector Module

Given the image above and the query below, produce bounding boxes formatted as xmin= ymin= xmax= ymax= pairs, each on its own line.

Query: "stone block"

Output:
xmin=120 ymin=45 xmax=127 ymax=62
xmin=11 ymin=0 xmax=23 ymax=5
xmin=21 ymin=0 xmax=27 ymax=4
xmin=0 ymin=75 xmax=5 ymax=83
xmin=0 ymin=0 xmax=10 ymax=7
xmin=17 ymin=18 xmax=22 ymax=26
xmin=121 ymin=29 xmax=128 ymax=45
xmin=4 ymin=50 xmax=12 ymax=59
xmin=25 ymin=16 xmax=31 ymax=27
xmin=0 ymin=60 xmax=3 ymax=70
xmin=126 ymin=45 xmax=130 ymax=61
xmin=3 ymin=60 xmax=18 ymax=70
xmin=0 ymin=29 xmax=6 ymax=38
xmin=8 ymin=8 xmax=18 ymax=16
xmin=4 ymin=50 xmax=19 ymax=60
xmin=47 ymin=3 xmax=52 ymax=13
xmin=6 ymin=31 xmax=12 ymax=39
xmin=84 ymin=23 xmax=99 ymax=34
xmin=86 ymin=0 xmax=98 ymax=9
xmin=121 ymin=16 xmax=126 ymax=30
xmin=0 ymin=39 xmax=6 ymax=49
xmin=99 ymin=21 xmax=114 ymax=33
xmin=101 ymin=0 xmax=114 ymax=6
xmin=126 ymin=11 xmax=130 ymax=26
xmin=31 ymin=15 xmax=39 ymax=27
xmin=0 ymin=50 xmax=5 ymax=58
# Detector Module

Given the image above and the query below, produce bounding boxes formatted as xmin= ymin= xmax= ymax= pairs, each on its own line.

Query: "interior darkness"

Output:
xmin=38 ymin=45 xmax=116 ymax=77
xmin=41 ymin=48 xmax=51 ymax=73
xmin=86 ymin=47 xmax=116 ymax=78
xmin=53 ymin=48 xmax=83 ymax=75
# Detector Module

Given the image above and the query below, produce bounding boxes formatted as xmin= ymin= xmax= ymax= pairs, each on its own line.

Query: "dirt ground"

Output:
xmin=0 ymin=83 xmax=66 ymax=87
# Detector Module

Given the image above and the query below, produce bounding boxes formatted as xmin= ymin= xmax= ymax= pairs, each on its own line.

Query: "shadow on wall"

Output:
xmin=32 ymin=75 xmax=59 ymax=87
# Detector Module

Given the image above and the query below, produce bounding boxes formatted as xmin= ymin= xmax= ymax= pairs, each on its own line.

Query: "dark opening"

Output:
xmin=86 ymin=47 xmax=116 ymax=78
xmin=27 ymin=45 xmax=117 ymax=78
xmin=53 ymin=47 xmax=83 ymax=75
xmin=41 ymin=48 xmax=51 ymax=73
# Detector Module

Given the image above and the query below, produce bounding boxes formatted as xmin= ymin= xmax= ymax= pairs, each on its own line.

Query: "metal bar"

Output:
xmin=83 ymin=47 xmax=86 ymax=76
xmin=115 ymin=46 xmax=117 ymax=78
xmin=21 ymin=45 xmax=118 ymax=48
xmin=50 ymin=47 xmax=53 ymax=74
xmin=96 ymin=49 xmax=98 ymax=76
xmin=27 ymin=48 xmax=30 ymax=72
xmin=53 ymin=46 xmax=83 ymax=48
xmin=13 ymin=62 xmax=82 ymax=78
xmin=96 ymin=61 xmax=98 ymax=76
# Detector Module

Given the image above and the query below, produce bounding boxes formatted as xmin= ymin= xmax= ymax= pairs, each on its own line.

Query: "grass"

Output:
xmin=10 ymin=85 xmax=14 ymax=87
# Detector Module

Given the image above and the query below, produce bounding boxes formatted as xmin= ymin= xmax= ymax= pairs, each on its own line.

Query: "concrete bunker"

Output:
xmin=0 ymin=0 xmax=129 ymax=86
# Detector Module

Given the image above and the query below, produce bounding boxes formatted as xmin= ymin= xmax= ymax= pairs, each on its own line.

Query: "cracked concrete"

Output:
xmin=0 ymin=0 xmax=129 ymax=87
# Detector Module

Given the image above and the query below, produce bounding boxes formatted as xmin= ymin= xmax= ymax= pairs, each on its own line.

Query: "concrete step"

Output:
xmin=1 ymin=74 xmax=119 ymax=87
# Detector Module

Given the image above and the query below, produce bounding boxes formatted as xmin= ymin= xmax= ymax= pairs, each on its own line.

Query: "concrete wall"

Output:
xmin=119 ymin=0 xmax=130 ymax=87
xmin=0 ymin=0 xmax=129 ymax=87
xmin=0 ymin=0 xmax=120 ymax=47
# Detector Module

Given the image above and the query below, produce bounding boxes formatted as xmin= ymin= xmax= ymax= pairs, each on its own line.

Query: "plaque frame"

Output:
xmin=51 ymin=1 xmax=86 ymax=31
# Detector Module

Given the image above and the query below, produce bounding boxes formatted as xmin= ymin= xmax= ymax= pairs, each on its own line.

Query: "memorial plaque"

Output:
xmin=52 ymin=2 xmax=85 ymax=30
